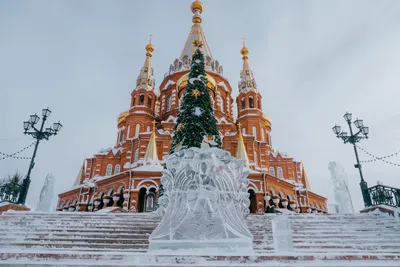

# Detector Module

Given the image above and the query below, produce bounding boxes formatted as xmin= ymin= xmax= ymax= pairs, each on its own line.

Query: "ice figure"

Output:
xmin=36 ymin=174 xmax=55 ymax=212
xmin=328 ymin=162 xmax=355 ymax=213
xmin=272 ymin=216 xmax=294 ymax=252
xmin=149 ymin=147 xmax=253 ymax=253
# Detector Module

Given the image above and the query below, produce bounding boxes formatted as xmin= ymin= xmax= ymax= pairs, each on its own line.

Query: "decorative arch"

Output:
xmin=269 ymin=188 xmax=277 ymax=197
xmin=116 ymin=184 xmax=126 ymax=194
xmin=65 ymin=200 xmax=71 ymax=207
xmin=287 ymin=194 xmax=294 ymax=201
xmin=59 ymin=200 xmax=65 ymax=208
xmin=247 ymin=181 xmax=258 ymax=192
xmin=136 ymin=179 xmax=159 ymax=191
xmin=107 ymin=188 xmax=114 ymax=196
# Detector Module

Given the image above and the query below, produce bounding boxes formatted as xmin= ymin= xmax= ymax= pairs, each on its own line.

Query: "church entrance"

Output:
xmin=248 ymin=189 xmax=256 ymax=214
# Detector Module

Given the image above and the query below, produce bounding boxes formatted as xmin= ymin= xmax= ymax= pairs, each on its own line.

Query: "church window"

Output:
xmin=241 ymin=98 xmax=246 ymax=109
xmin=146 ymin=126 xmax=150 ymax=132
xmin=277 ymin=167 xmax=283 ymax=179
xmin=106 ymin=164 xmax=113 ymax=176
xmin=134 ymin=149 xmax=139 ymax=162
xmin=114 ymin=164 xmax=121 ymax=175
xmin=249 ymin=97 xmax=254 ymax=108
xmin=135 ymin=124 xmax=140 ymax=138
xmin=242 ymin=127 xmax=246 ymax=135
xmin=252 ymin=126 xmax=257 ymax=139
xmin=121 ymin=133 xmax=125 ymax=142
xmin=132 ymin=96 xmax=136 ymax=107
xmin=147 ymin=96 xmax=152 ymax=108
xmin=140 ymin=94 xmax=145 ymax=104
xmin=167 ymin=95 xmax=172 ymax=111
xmin=269 ymin=167 xmax=275 ymax=177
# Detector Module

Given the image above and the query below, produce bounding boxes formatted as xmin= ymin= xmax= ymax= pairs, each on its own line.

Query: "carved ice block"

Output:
xmin=149 ymin=147 xmax=253 ymax=253
xmin=272 ymin=216 xmax=294 ymax=252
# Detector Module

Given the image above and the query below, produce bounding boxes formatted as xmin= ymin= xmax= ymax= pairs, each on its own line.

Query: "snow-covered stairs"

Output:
xmin=0 ymin=211 xmax=399 ymax=266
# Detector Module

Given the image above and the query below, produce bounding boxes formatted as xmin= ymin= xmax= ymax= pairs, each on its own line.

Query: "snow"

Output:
xmin=133 ymin=164 xmax=163 ymax=172
xmin=329 ymin=162 xmax=355 ymax=213
xmin=193 ymin=107 xmax=203 ymax=116
xmin=161 ymin=80 xmax=176 ymax=91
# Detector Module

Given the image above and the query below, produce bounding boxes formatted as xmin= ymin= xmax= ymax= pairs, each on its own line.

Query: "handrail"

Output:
xmin=367 ymin=185 xmax=400 ymax=208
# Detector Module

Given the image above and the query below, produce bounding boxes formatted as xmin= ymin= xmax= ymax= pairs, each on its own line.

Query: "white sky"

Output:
xmin=1 ymin=0 xmax=400 ymax=211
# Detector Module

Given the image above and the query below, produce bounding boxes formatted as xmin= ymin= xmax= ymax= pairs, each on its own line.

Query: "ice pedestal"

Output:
xmin=149 ymin=147 xmax=253 ymax=253
xmin=271 ymin=216 xmax=294 ymax=252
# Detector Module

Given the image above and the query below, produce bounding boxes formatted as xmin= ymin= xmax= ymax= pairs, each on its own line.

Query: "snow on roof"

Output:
xmin=161 ymin=80 xmax=176 ymax=91
xmin=133 ymin=164 xmax=164 ymax=172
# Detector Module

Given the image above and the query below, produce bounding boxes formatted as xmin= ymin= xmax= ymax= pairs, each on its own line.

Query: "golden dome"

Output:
xmin=240 ymin=46 xmax=249 ymax=57
xmin=118 ymin=111 xmax=129 ymax=124
xmin=191 ymin=0 xmax=204 ymax=14
xmin=145 ymin=43 xmax=154 ymax=53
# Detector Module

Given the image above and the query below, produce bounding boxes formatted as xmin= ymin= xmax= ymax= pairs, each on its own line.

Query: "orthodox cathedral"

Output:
xmin=57 ymin=0 xmax=327 ymax=214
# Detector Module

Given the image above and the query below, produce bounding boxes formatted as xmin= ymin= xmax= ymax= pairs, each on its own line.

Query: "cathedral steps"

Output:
xmin=0 ymin=212 xmax=399 ymax=266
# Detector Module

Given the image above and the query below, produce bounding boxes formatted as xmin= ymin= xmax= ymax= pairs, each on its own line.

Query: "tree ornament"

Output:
xmin=196 ymin=69 xmax=199 ymax=72
xmin=186 ymin=116 xmax=190 ymax=120
xmin=176 ymin=123 xmax=184 ymax=133
xmin=192 ymin=132 xmax=195 ymax=135
xmin=191 ymin=89 xmax=201 ymax=99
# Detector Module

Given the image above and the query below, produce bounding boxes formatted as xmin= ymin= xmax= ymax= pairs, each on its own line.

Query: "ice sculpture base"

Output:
xmin=149 ymin=147 xmax=253 ymax=253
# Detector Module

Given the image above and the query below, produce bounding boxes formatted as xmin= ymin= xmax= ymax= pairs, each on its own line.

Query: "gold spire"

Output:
xmin=236 ymin=123 xmax=249 ymax=166
xmin=301 ymin=162 xmax=311 ymax=190
xmin=179 ymin=0 xmax=213 ymax=60
xmin=135 ymin=36 xmax=155 ymax=91
xmin=145 ymin=34 xmax=154 ymax=57
xmin=144 ymin=120 xmax=159 ymax=165
xmin=239 ymin=39 xmax=257 ymax=92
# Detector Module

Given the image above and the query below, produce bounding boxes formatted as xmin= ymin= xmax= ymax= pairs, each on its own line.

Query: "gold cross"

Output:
xmin=241 ymin=37 xmax=247 ymax=47
xmin=149 ymin=33 xmax=153 ymax=44
xmin=237 ymin=122 xmax=242 ymax=130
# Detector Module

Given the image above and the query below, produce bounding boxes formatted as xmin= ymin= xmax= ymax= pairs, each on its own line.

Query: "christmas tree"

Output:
xmin=170 ymin=40 xmax=222 ymax=153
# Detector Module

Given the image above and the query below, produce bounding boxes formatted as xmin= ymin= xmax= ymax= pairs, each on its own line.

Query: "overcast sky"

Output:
xmin=1 ymin=0 xmax=400 ymax=211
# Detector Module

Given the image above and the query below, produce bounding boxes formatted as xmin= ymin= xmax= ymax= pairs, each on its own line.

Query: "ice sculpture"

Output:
xmin=272 ymin=216 xmax=294 ymax=252
xmin=328 ymin=162 xmax=355 ymax=213
xmin=149 ymin=147 xmax=253 ymax=253
xmin=36 ymin=174 xmax=55 ymax=212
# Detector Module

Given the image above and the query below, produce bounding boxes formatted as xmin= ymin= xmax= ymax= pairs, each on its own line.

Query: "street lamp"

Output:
xmin=332 ymin=112 xmax=371 ymax=207
xmin=18 ymin=107 xmax=62 ymax=205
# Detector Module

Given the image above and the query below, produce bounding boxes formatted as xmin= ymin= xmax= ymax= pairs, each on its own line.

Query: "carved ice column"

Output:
xmin=149 ymin=147 xmax=253 ymax=253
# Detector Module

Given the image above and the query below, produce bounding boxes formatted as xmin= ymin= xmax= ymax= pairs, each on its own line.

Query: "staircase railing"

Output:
xmin=367 ymin=185 xmax=400 ymax=208
xmin=0 ymin=183 xmax=22 ymax=204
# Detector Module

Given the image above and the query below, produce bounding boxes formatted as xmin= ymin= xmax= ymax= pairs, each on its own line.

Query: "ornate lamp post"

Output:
xmin=18 ymin=107 xmax=62 ymax=205
xmin=332 ymin=112 xmax=371 ymax=207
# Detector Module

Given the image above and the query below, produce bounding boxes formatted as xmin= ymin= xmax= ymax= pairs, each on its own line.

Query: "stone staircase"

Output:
xmin=0 ymin=211 xmax=399 ymax=266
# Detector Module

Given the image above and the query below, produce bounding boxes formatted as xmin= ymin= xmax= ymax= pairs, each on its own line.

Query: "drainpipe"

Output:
xmin=127 ymin=138 xmax=135 ymax=209
xmin=262 ymin=172 xmax=267 ymax=210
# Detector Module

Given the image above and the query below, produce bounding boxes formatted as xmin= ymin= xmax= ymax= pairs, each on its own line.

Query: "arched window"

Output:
xmin=146 ymin=126 xmax=150 ymax=132
xmin=134 ymin=149 xmax=139 ymax=162
xmin=147 ymin=96 xmax=152 ymax=108
xmin=277 ymin=167 xmax=283 ymax=179
xmin=269 ymin=167 xmax=275 ymax=177
xmin=135 ymin=124 xmax=140 ymax=138
xmin=120 ymin=132 xmax=125 ymax=143
xmin=167 ymin=95 xmax=172 ymax=111
xmin=241 ymin=98 xmax=246 ymax=109
xmin=114 ymin=164 xmax=121 ymax=175
xmin=139 ymin=94 xmax=145 ymax=104
xmin=249 ymin=97 xmax=254 ymax=108
xmin=242 ymin=127 xmax=246 ymax=135
xmin=106 ymin=164 xmax=113 ymax=176
xmin=132 ymin=96 xmax=136 ymax=107
xmin=252 ymin=126 xmax=257 ymax=139
xmin=254 ymin=151 xmax=258 ymax=166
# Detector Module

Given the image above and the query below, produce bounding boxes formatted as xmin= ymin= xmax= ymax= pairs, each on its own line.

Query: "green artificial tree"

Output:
xmin=170 ymin=40 xmax=222 ymax=153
